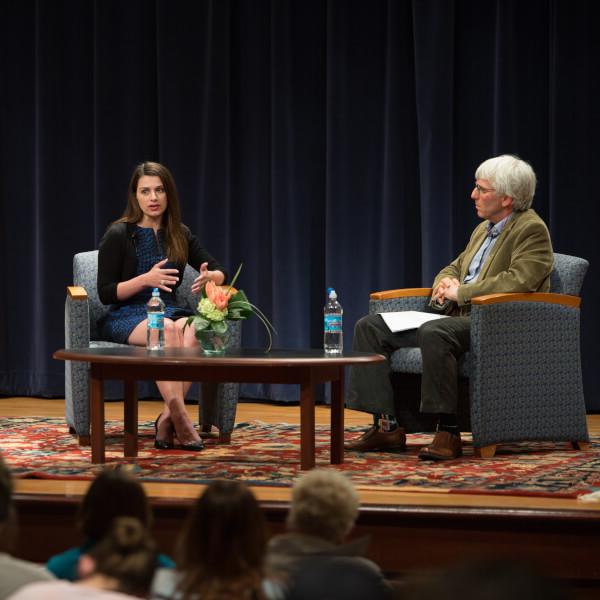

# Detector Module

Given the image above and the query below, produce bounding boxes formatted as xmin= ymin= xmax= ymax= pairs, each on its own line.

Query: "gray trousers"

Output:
xmin=347 ymin=313 xmax=470 ymax=417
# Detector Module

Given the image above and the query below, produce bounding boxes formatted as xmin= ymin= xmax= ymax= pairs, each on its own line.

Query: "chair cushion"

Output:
xmin=550 ymin=253 xmax=589 ymax=295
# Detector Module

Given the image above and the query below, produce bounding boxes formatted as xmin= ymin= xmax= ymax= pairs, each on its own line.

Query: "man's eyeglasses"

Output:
xmin=474 ymin=183 xmax=495 ymax=195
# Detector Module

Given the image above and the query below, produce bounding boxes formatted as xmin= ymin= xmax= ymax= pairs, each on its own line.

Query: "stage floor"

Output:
xmin=3 ymin=397 xmax=600 ymax=513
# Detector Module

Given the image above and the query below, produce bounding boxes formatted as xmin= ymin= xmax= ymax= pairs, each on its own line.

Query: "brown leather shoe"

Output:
xmin=418 ymin=430 xmax=462 ymax=461
xmin=344 ymin=426 xmax=406 ymax=452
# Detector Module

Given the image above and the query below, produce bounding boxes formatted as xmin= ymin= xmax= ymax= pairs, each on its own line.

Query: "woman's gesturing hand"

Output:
xmin=148 ymin=258 xmax=179 ymax=292
xmin=191 ymin=262 xmax=225 ymax=294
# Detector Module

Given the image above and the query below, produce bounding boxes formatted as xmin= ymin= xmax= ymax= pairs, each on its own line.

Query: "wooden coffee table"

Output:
xmin=53 ymin=347 xmax=384 ymax=470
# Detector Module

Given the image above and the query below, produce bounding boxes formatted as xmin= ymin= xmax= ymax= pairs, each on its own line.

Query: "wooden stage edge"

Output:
xmin=4 ymin=398 xmax=600 ymax=592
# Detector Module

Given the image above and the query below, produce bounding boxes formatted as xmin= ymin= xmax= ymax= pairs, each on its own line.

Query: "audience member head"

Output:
xmin=475 ymin=154 xmax=537 ymax=211
xmin=0 ymin=454 xmax=17 ymax=552
xmin=286 ymin=557 xmax=392 ymax=600
xmin=411 ymin=556 xmax=570 ymax=600
xmin=78 ymin=516 xmax=157 ymax=597
xmin=78 ymin=466 xmax=151 ymax=541
xmin=287 ymin=468 xmax=359 ymax=544
xmin=177 ymin=479 xmax=268 ymax=599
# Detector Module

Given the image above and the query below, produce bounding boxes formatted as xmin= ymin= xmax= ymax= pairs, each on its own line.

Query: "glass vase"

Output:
xmin=196 ymin=328 xmax=231 ymax=356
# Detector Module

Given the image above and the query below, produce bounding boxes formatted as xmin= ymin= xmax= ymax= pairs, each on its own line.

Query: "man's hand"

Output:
xmin=432 ymin=277 xmax=460 ymax=305
xmin=443 ymin=282 xmax=459 ymax=302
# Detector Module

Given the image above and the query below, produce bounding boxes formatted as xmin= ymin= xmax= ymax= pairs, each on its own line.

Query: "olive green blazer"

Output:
xmin=431 ymin=209 xmax=553 ymax=313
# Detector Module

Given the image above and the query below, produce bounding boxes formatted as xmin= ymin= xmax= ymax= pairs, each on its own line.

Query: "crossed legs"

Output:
xmin=128 ymin=317 xmax=202 ymax=447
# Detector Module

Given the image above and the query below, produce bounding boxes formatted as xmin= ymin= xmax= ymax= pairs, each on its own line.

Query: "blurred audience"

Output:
xmin=408 ymin=556 xmax=571 ymax=600
xmin=8 ymin=516 xmax=157 ymax=599
xmin=46 ymin=466 xmax=174 ymax=580
xmin=286 ymin=556 xmax=393 ymax=600
xmin=7 ymin=454 xmax=573 ymax=600
xmin=265 ymin=468 xmax=383 ymax=589
xmin=151 ymin=479 xmax=280 ymax=600
xmin=0 ymin=455 xmax=55 ymax=599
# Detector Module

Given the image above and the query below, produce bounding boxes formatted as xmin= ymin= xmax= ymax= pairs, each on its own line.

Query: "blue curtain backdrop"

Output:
xmin=1 ymin=0 xmax=599 ymax=406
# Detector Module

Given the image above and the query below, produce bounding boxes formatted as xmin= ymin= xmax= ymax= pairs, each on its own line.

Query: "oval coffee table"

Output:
xmin=53 ymin=347 xmax=385 ymax=470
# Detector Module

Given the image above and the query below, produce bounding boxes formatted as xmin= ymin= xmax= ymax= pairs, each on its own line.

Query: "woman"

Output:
xmin=97 ymin=162 xmax=226 ymax=450
xmin=11 ymin=517 xmax=158 ymax=599
xmin=151 ymin=480 xmax=281 ymax=600
xmin=47 ymin=467 xmax=173 ymax=581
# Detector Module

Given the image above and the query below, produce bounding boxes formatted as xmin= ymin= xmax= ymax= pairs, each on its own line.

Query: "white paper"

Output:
xmin=379 ymin=311 xmax=449 ymax=333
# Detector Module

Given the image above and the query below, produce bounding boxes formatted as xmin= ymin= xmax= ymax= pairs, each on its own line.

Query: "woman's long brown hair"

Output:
xmin=115 ymin=161 xmax=188 ymax=265
xmin=176 ymin=480 xmax=268 ymax=600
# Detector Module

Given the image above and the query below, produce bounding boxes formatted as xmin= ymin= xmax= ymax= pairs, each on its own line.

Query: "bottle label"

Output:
xmin=148 ymin=313 xmax=164 ymax=330
xmin=324 ymin=314 xmax=342 ymax=333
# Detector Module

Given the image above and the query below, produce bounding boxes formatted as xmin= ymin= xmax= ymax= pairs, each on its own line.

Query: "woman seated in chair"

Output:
xmin=97 ymin=161 xmax=227 ymax=450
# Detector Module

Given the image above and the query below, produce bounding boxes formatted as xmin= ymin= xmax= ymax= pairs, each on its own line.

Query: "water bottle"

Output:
xmin=146 ymin=288 xmax=165 ymax=350
xmin=324 ymin=288 xmax=343 ymax=354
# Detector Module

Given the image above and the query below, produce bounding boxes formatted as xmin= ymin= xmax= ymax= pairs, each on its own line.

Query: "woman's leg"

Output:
xmin=174 ymin=317 xmax=198 ymax=398
xmin=128 ymin=319 xmax=202 ymax=445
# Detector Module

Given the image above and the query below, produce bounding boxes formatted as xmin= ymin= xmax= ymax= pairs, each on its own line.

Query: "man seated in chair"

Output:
xmin=345 ymin=154 xmax=554 ymax=460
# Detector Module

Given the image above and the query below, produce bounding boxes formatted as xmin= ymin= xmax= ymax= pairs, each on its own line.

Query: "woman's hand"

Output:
xmin=191 ymin=263 xmax=225 ymax=294
xmin=148 ymin=258 xmax=180 ymax=292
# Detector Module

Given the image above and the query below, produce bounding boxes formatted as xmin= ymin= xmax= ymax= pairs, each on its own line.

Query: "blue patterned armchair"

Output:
xmin=64 ymin=250 xmax=241 ymax=445
xmin=369 ymin=253 xmax=590 ymax=457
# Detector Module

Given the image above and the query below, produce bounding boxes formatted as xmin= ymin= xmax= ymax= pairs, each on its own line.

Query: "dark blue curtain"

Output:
xmin=1 ymin=0 xmax=599 ymax=406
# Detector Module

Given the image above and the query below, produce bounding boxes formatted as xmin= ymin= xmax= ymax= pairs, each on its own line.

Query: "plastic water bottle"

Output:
xmin=146 ymin=288 xmax=165 ymax=350
xmin=324 ymin=288 xmax=343 ymax=354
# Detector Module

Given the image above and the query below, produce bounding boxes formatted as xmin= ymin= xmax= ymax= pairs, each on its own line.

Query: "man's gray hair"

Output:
xmin=475 ymin=155 xmax=537 ymax=211
xmin=287 ymin=468 xmax=359 ymax=544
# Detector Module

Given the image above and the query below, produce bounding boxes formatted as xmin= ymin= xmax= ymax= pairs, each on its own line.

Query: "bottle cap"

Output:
xmin=152 ymin=288 xmax=159 ymax=295
xmin=328 ymin=289 xmax=337 ymax=299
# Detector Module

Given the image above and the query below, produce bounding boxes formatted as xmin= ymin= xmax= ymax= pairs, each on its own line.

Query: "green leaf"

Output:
xmin=228 ymin=294 xmax=253 ymax=318
xmin=193 ymin=315 xmax=210 ymax=330
xmin=225 ymin=263 xmax=244 ymax=293
xmin=227 ymin=308 xmax=249 ymax=321
xmin=212 ymin=320 xmax=228 ymax=334
xmin=182 ymin=315 xmax=194 ymax=334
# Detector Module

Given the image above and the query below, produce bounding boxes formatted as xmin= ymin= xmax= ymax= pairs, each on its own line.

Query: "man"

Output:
xmin=345 ymin=155 xmax=553 ymax=460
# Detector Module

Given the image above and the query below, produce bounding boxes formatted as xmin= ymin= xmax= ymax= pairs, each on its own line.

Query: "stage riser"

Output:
xmin=13 ymin=495 xmax=600 ymax=591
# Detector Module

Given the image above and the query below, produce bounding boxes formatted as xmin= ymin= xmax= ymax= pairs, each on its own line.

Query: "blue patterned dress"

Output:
xmin=100 ymin=227 xmax=193 ymax=343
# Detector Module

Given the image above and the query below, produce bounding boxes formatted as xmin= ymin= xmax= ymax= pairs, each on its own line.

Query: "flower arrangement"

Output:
xmin=186 ymin=264 xmax=275 ymax=352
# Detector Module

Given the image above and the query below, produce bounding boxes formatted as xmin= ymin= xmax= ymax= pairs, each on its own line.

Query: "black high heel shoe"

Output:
xmin=179 ymin=438 xmax=204 ymax=451
xmin=154 ymin=414 xmax=175 ymax=450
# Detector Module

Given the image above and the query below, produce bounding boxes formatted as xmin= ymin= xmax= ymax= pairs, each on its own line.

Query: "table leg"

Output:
xmin=330 ymin=367 xmax=345 ymax=465
xmin=123 ymin=379 xmax=138 ymax=458
xmin=300 ymin=376 xmax=316 ymax=470
xmin=90 ymin=368 xmax=105 ymax=464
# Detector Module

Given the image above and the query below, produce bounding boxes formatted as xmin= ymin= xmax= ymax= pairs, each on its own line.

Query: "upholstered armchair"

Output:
xmin=369 ymin=253 xmax=590 ymax=457
xmin=64 ymin=250 xmax=241 ymax=445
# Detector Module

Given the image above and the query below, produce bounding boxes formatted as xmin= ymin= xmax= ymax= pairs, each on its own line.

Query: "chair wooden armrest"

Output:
xmin=370 ymin=288 xmax=432 ymax=300
xmin=67 ymin=286 xmax=88 ymax=300
xmin=471 ymin=292 xmax=581 ymax=309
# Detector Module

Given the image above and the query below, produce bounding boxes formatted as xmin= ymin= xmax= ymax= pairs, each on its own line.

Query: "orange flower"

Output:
xmin=205 ymin=281 xmax=233 ymax=311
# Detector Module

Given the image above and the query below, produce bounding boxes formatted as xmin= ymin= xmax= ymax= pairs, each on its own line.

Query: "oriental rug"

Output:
xmin=1 ymin=416 xmax=600 ymax=499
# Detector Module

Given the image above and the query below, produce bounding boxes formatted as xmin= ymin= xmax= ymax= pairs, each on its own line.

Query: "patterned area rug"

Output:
xmin=1 ymin=417 xmax=600 ymax=499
